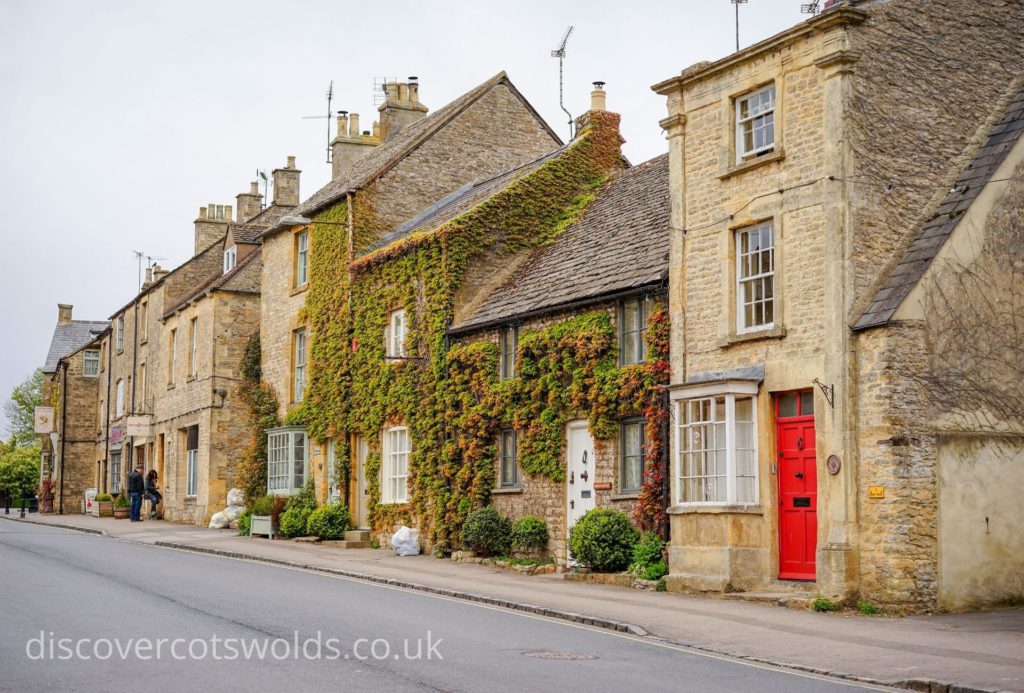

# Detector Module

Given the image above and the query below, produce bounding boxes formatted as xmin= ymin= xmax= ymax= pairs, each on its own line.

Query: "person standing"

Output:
xmin=127 ymin=464 xmax=145 ymax=522
xmin=145 ymin=469 xmax=161 ymax=520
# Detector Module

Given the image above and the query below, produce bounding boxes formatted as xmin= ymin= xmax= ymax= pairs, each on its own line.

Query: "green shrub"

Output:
xmin=629 ymin=531 xmax=666 ymax=579
xmin=511 ymin=515 xmax=549 ymax=553
xmin=278 ymin=481 xmax=318 ymax=539
xmin=307 ymin=504 xmax=351 ymax=540
xmin=370 ymin=538 xmax=381 ymax=549
xmin=813 ymin=596 xmax=841 ymax=612
xmin=569 ymin=508 xmax=639 ymax=572
xmin=655 ymin=578 xmax=667 ymax=592
xmin=94 ymin=493 xmax=112 ymax=502
xmin=237 ymin=509 xmax=252 ymax=536
xmin=857 ymin=600 xmax=881 ymax=615
xmin=462 ymin=507 xmax=512 ymax=556
xmin=251 ymin=495 xmax=275 ymax=516
xmin=114 ymin=494 xmax=130 ymax=509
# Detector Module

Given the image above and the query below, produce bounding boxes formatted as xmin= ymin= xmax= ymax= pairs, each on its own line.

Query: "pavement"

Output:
xmin=5 ymin=511 xmax=1023 ymax=692
xmin=0 ymin=520 xmax=892 ymax=693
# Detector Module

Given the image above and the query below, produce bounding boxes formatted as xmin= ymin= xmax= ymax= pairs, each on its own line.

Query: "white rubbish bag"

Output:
xmin=391 ymin=525 xmax=421 ymax=556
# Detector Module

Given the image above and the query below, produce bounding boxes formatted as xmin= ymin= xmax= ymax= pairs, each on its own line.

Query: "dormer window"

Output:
xmin=736 ymin=84 xmax=775 ymax=162
xmin=223 ymin=245 xmax=237 ymax=273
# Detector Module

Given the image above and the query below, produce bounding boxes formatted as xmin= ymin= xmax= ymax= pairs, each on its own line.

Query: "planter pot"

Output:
xmin=250 ymin=515 xmax=277 ymax=539
xmin=92 ymin=501 xmax=113 ymax=518
xmin=39 ymin=496 xmax=54 ymax=513
xmin=113 ymin=507 xmax=130 ymax=519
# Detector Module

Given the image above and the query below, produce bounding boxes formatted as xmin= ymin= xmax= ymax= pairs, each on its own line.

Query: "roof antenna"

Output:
xmin=131 ymin=250 xmax=166 ymax=292
xmin=551 ymin=25 xmax=575 ymax=140
xmin=301 ymin=81 xmax=335 ymax=164
xmin=800 ymin=0 xmax=820 ymax=14
xmin=730 ymin=0 xmax=748 ymax=52
xmin=256 ymin=170 xmax=271 ymax=209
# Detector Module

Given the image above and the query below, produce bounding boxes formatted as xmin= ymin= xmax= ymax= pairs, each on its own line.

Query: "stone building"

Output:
xmin=652 ymin=0 xmax=1024 ymax=609
xmin=40 ymin=304 xmax=109 ymax=512
xmin=259 ymin=73 xmax=562 ymax=518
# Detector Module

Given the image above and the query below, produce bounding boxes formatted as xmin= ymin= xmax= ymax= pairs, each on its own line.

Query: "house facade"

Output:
xmin=652 ymin=0 xmax=1024 ymax=609
xmin=259 ymin=73 xmax=562 ymax=520
xmin=40 ymin=304 xmax=109 ymax=512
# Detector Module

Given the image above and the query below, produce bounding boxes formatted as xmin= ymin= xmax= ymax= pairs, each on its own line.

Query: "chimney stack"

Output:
xmin=331 ymin=112 xmax=380 ymax=180
xmin=575 ymin=81 xmax=617 ymax=137
xmin=194 ymin=203 xmax=230 ymax=254
xmin=272 ymin=156 xmax=301 ymax=207
xmin=57 ymin=304 xmax=73 ymax=325
xmin=236 ymin=181 xmax=263 ymax=223
xmin=377 ymin=76 xmax=429 ymax=141
xmin=152 ymin=264 xmax=170 ymax=282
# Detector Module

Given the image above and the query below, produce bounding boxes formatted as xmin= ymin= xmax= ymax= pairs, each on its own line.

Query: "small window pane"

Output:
xmin=801 ymin=392 xmax=815 ymax=416
xmin=779 ymin=393 xmax=798 ymax=418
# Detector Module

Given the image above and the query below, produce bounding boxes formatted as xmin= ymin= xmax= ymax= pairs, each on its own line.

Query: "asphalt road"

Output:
xmin=0 ymin=522 xmax=890 ymax=692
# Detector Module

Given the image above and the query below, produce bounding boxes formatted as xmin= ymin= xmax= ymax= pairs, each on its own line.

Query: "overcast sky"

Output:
xmin=0 ymin=0 xmax=806 ymax=436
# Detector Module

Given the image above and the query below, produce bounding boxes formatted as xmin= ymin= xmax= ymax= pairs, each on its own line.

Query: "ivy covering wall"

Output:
xmin=274 ymin=111 xmax=667 ymax=553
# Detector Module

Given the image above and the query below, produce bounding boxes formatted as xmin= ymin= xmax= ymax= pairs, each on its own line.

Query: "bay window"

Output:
xmin=266 ymin=426 xmax=308 ymax=495
xmin=674 ymin=382 xmax=758 ymax=506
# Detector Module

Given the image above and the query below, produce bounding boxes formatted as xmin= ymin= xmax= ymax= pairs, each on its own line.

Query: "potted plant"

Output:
xmin=113 ymin=494 xmax=130 ymax=519
xmin=38 ymin=479 xmax=56 ymax=514
xmin=249 ymin=495 xmax=283 ymax=539
xmin=92 ymin=493 xmax=113 ymax=518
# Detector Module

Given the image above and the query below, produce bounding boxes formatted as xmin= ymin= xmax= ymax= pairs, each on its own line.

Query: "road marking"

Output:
xmin=151 ymin=542 xmax=894 ymax=691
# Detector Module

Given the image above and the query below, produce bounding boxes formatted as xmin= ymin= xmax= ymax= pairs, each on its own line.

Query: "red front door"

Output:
xmin=777 ymin=390 xmax=817 ymax=580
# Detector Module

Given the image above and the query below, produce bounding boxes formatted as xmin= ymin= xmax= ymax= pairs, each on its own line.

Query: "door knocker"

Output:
xmin=796 ymin=436 xmax=804 ymax=451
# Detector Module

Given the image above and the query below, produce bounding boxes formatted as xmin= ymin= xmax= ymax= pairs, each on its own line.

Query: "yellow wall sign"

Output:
xmin=868 ymin=486 xmax=885 ymax=499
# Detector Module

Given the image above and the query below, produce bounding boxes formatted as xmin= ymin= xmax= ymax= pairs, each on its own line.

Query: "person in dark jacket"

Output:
xmin=145 ymin=469 xmax=161 ymax=520
xmin=127 ymin=464 xmax=145 ymax=522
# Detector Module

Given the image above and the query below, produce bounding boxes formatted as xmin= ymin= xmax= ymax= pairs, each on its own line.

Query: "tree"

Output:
xmin=5 ymin=369 xmax=44 ymax=447
xmin=0 ymin=444 xmax=40 ymax=499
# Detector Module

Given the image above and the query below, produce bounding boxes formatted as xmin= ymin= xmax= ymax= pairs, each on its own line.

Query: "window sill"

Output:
xmin=719 ymin=148 xmax=785 ymax=181
xmin=379 ymin=501 xmax=410 ymax=506
xmin=289 ymin=284 xmax=309 ymax=297
xmin=718 ymin=325 xmax=786 ymax=348
xmin=611 ymin=493 xmax=640 ymax=501
xmin=140 ymin=338 xmax=147 ymax=346
xmin=166 ymin=384 xmax=176 ymax=390
xmin=668 ymin=504 xmax=763 ymax=516
xmin=186 ymin=375 xmax=197 ymax=383
xmin=492 ymin=486 xmax=523 ymax=495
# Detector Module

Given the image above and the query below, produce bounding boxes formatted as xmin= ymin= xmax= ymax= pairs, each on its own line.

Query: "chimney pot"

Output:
xmin=199 ymin=206 xmax=208 ymax=219
xmin=590 ymin=81 xmax=607 ymax=112
xmin=349 ymin=113 xmax=361 ymax=138
xmin=286 ymin=156 xmax=296 ymax=169
xmin=398 ymin=82 xmax=409 ymax=101
xmin=250 ymin=181 xmax=259 ymax=194
xmin=57 ymin=304 xmax=73 ymax=325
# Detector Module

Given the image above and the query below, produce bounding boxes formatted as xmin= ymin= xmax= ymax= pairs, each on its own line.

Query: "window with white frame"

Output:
xmin=266 ymin=427 xmax=307 ymax=495
xmin=110 ymin=451 xmax=122 ymax=494
xmin=382 ymin=426 xmax=410 ymax=504
xmin=116 ymin=316 xmax=125 ymax=351
xmin=736 ymin=84 xmax=775 ymax=162
xmin=326 ymin=439 xmax=340 ymax=503
xmin=295 ymin=231 xmax=309 ymax=287
xmin=499 ymin=429 xmax=518 ymax=488
xmin=140 ymin=301 xmax=148 ymax=343
xmin=185 ymin=425 xmax=199 ymax=497
xmin=621 ymin=418 xmax=646 ymax=494
xmin=621 ymin=297 xmax=653 ymax=366
xmin=115 ymin=379 xmax=125 ymax=418
xmin=385 ymin=309 xmax=407 ymax=359
xmin=223 ymin=245 xmax=237 ymax=273
xmin=736 ymin=222 xmax=775 ymax=332
xmin=676 ymin=387 xmax=757 ymax=505
xmin=500 ymin=326 xmax=517 ymax=380
xmin=168 ymin=329 xmax=177 ymax=385
xmin=83 ymin=349 xmax=100 ymax=377
xmin=293 ymin=328 xmax=306 ymax=402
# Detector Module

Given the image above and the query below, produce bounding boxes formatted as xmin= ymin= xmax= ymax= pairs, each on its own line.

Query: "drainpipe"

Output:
xmin=129 ymin=300 xmax=139 ymax=469
xmin=342 ymin=189 xmax=356 ymax=506
xmin=103 ymin=333 xmax=112 ymax=494
xmin=59 ymin=360 xmax=69 ymax=514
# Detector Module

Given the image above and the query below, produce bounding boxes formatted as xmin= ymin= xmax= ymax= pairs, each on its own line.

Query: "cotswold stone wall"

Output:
xmin=848 ymin=0 xmax=1024 ymax=307
xmin=855 ymin=321 xmax=937 ymax=609
xmin=260 ymin=231 xmax=307 ymax=420
xmin=357 ymin=83 xmax=560 ymax=244
xmin=53 ymin=348 xmax=101 ymax=512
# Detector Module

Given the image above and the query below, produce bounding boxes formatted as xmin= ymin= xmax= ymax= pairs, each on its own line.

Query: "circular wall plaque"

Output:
xmin=826 ymin=455 xmax=842 ymax=475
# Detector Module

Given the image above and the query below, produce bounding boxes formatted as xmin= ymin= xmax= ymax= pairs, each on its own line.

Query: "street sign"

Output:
xmin=34 ymin=407 xmax=55 ymax=434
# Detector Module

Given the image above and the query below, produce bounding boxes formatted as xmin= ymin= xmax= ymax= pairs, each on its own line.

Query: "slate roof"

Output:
xmin=43 ymin=320 xmax=109 ymax=373
xmin=230 ymin=223 xmax=264 ymax=245
xmin=163 ymin=249 xmax=261 ymax=318
xmin=450 ymin=153 xmax=670 ymax=333
xmin=285 ymin=71 xmax=560 ymax=224
xmin=854 ymin=85 xmax=1024 ymax=330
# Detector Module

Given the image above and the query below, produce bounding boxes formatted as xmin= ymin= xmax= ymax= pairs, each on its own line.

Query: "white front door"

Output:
xmin=356 ymin=436 xmax=370 ymax=529
xmin=566 ymin=420 xmax=596 ymax=561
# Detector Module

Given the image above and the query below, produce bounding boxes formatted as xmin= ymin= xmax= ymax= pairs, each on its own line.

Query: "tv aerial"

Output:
xmin=801 ymin=0 xmax=820 ymax=14
xmin=256 ymin=170 xmax=271 ymax=209
xmin=551 ymin=25 xmax=575 ymax=140
xmin=302 ymin=81 xmax=339 ymax=164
